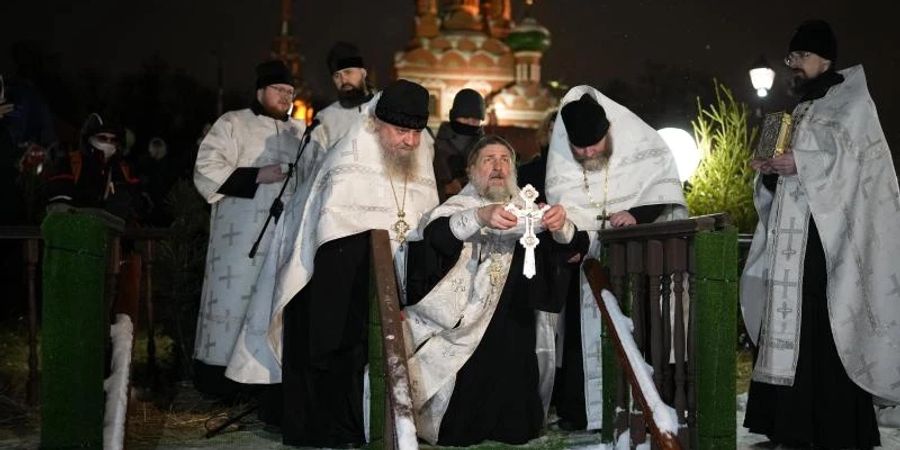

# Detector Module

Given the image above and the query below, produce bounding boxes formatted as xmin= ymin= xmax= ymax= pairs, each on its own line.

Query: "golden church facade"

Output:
xmin=395 ymin=0 xmax=557 ymax=129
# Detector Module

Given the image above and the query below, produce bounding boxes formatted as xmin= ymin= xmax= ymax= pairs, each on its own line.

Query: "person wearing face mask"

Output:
xmin=433 ymin=88 xmax=486 ymax=201
xmin=43 ymin=113 xmax=142 ymax=221
xmin=313 ymin=42 xmax=376 ymax=151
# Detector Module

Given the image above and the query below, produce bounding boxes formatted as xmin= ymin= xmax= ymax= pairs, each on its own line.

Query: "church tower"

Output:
xmin=396 ymin=0 xmax=515 ymax=128
xmin=490 ymin=1 xmax=556 ymax=128
xmin=270 ymin=0 xmax=313 ymax=122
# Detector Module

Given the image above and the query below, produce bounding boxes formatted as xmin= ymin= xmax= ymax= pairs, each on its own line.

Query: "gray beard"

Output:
xmin=381 ymin=148 xmax=419 ymax=180
xmin=476 ymin=172 xmax=518 ymax=203
xmin=579 ymin=155 xmax=609 ymax=172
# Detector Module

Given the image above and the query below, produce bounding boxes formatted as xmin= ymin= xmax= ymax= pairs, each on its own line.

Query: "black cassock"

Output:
xmin=275 ymin=231 xmax=372 ymax=448
xmin=406 ymin=216 xmax=588 ymax=446
xmin=742 ymin=175 xmax=879 ymax=449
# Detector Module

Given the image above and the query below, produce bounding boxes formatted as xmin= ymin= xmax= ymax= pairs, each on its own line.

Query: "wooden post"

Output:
xmin=646 ymin=240 xmax=664 ymax=396
xmin=666 ymin=238 xmax=689 ymax=449
xmin=626 ymin=241 xmax=646 ymax=448
xmin=610 ymin=242 xmax=628 ymax=442
xmin=144 ymin=240 xmax=157 ymax=385
xmin=24 ymin=238 xmax=40 ymax=405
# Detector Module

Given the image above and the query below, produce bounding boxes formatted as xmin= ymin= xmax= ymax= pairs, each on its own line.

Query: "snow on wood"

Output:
xmin=601 ymin=289 xmax=680 ymax=435
xmin=103 ymin=314 xmax=134 ymax=450
xmin=387 ymin=355 xmax=419 ymax=449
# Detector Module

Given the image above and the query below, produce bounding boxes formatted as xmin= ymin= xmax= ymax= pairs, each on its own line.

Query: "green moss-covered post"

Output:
xmin=40 ymin=210 xmax=123 ymax=449
xmin=692 ymin=226 xmax=738 ymax=450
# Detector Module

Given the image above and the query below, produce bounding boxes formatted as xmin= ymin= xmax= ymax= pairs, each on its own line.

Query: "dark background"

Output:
xmin=1 ymin=0 xmax=897 ymax=130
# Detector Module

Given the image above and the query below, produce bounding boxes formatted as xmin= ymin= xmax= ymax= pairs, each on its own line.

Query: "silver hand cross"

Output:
xmin=505 ymin=184 xmax=550 ymax=279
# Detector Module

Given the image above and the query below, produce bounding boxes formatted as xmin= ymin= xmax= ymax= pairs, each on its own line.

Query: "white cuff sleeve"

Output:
xmin=449 ymin=208 xmax=483 ymax=241
xmin=552 ymin=220 xmax=576 ymax=244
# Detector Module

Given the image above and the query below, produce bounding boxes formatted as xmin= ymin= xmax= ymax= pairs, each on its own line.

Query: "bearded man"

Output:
xmin=742 ymin=20 xmax=899 ymax=448
xmin=314 ymin=41 xmax=376 ymax=150
xmin=545 ymin=86 xmax=687 ymax=431
xmin=404 ymin=135 xmax=587 ymax=446
xmin=225 ymin=79 xmax=438 ymax=448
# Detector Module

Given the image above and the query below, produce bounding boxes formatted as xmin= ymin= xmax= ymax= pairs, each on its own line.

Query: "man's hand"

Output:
xmin=749 ymin=158 xmax=775 ymax=174
xmin=769 ymin=152 xmax=797 ymax=176
xmin=256 ymin=164 xmax=287 ymax=184
xmin=609 ymin=210 xmax=637 ymax=228
xmin=0 ymin=102 xmax=13 ymax=120
xmin=541 ymin=204 xmax=567 ymax=232
xmin=477 ymin=204 xmax=518 ymax=230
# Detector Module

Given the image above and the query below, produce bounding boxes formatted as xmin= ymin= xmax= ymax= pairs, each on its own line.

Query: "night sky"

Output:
xmin=2 ymin=0 xmax=898 ymax=137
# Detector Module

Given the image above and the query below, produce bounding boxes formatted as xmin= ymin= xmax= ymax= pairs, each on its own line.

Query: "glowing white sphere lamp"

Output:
xmin=658 ymin=127 xmax=701 ymax=182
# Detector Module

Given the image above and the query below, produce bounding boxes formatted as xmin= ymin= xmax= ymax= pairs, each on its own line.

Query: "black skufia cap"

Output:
xmin=789 ymin=20 xmax=837 ymax=61
xmin=327 ymin=41 xmax=365 ymax=73
xmin=375 ymin=80 xmax=430 ymax=131
xmin=256 ymin=60 xmax=293 ymax=89
xmin=561 ymin=93 xmax=610 ymax=147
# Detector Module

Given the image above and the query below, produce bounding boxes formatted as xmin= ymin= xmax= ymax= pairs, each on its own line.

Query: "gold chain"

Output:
xmin=388 ymin=173 xmax=408 ymax=217
xmin=582 ymin=164 xmax=610 ymax=229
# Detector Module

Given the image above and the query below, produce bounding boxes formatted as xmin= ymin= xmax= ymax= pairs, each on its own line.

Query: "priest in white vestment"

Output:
xmin=192 ymin=60 xmax=319 ymax=395
xmin=226 ymin=79 xmax=438 ymax=447
xmin=544 ymin=86 xmax=687 ymax=431
xmin=742 ymin=20 xmax=899 ymax=448
xmin=313 ymin=41 xmax=376 ymax=151
xmin=404 ymin=135 xmax=585 ymax=445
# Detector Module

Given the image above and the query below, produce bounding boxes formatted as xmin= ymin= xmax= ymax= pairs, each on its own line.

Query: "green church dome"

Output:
xmin=506 ymin=16 xmax=551 ymax=53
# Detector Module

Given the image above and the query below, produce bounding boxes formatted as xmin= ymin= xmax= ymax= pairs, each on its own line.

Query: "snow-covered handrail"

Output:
xmin=584 ymin=258 xmax=682 ymax=450
xmin=370 ymin=229 xmax=419 ymax=450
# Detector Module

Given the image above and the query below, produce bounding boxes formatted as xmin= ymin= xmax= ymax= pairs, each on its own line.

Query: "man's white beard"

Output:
xmin=474 ymin=171 xmax=518 ymax=202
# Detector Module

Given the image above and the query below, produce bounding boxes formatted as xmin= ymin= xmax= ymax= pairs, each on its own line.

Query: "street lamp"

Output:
xmin=749 ymin=55 xmax=775 ymax=98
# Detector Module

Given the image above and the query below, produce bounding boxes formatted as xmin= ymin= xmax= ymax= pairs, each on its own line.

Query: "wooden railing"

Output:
xmin=0 ymin=224 xmax=173 ymax=405
xmin=368 ymin=229 xmax=418 ymax=450
xmin=584 ymin=259 xmax=681 ymax=450
xmin=584 ymin=213 xmax=737 ymax=450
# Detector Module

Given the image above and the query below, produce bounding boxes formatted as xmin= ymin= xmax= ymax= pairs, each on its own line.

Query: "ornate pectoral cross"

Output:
xmin=596 ymin=210 xmax=609 ymax=230
xmin=505 ymin=184 xmax=550 ymax=279
xmin=392 ymin=211 xmax=410 ymax=244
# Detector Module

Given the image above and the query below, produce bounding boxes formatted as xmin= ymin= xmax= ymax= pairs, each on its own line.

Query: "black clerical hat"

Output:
xmin=789 ymin=20 xmax=837 ymax=61
xmin=375 ymin=80 xmax=430 ymax=131
xmin=256 ymin=60 xmax=293 ymax=89
xmin=561 ymin=93 xmax=610 ymax=148
xmin=327 ymin=42 xmax=365 ymax=74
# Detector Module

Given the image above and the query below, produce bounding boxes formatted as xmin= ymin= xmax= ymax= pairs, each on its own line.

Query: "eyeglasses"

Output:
xmin=94 ymin=134 xmax=118 ymax=143
xmin=267 ymin=86 xmax=295 ymax=97
xmin=784 ymin=51 xmax=812 ymax=66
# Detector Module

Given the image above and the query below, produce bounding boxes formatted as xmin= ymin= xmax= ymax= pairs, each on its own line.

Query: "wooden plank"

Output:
xmin=369 ymin=230 xmax=418 ymax=450
xmin=597 ymin=214 xmax=728 ymax=243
